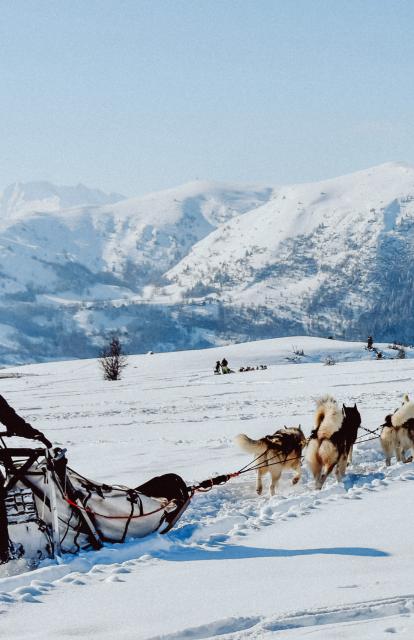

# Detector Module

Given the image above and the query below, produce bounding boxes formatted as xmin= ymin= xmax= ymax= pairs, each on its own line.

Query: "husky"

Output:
xmin=234 ymin=426 xmax=307 ymax=496
xmin=380 ymin=394 xmax=414 ymax=465
xmin=306 ymin=395 xmax=361 ymax=489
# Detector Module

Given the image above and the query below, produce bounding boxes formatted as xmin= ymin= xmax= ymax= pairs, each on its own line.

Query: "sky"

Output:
xmin=1 ymin=0 xmax=414 ymax=197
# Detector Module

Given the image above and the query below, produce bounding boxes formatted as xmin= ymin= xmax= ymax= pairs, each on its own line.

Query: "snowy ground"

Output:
xmin=0 ymin=336 xmax=413 ymax=639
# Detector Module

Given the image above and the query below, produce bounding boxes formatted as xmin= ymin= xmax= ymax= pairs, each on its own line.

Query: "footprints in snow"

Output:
xmin=1 ymin=455 xmax=414 ymax=610
xmin=0 ymin=559 xmax=150 ymax=606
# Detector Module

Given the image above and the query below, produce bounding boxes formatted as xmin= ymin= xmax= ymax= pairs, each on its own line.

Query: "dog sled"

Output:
xmin=0 ymin=441 xmax=191 ymax=565
xmin=0 ymin=390 xmax=394 ymax=568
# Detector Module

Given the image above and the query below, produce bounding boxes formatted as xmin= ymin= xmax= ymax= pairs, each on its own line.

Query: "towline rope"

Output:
xmin=190 ymin=425 xmax=383 ymax=493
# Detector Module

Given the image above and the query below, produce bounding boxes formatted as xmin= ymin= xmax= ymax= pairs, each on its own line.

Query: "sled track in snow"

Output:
xmin=0 ymin=447 xmax=413 ymax=607
xmin=147 ymin=594 xmax=414 ymax=639
xmin=169 ymin=447 xmax=414 ymax=551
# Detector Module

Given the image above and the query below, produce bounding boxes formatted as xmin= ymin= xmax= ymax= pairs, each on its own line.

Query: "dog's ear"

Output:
xmin=354 ymin=403 xmax=357 ymax=408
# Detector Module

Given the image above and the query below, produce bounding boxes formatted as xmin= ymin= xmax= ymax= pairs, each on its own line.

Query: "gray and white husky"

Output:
xmin=235 ymin=427 xmax=307 ymax=496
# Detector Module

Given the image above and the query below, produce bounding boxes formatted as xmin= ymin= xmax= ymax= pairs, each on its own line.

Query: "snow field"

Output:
xmin=0 ymin=336 xmax=413 ymax=638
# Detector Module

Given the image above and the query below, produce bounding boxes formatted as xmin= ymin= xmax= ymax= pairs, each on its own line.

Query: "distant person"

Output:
xmin=367 ymin=336 xmax=373 ymax=350
xmin=221 ymin=358 xmax=230 ymax=374
xmin=0 ymin=395 xmax=51 ymax=447
xmin=214 ymin=361 xmax=221 ymax=374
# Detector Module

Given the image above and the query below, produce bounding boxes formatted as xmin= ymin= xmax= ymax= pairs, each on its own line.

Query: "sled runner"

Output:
xmin=0 ymin=442 xmax=190 ymax=565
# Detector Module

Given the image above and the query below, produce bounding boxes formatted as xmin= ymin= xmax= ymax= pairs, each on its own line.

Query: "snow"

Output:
xmin=0 ymin=336 xmax=413 ymax=638
xmin=163 ymin=162 xmax=414 ymax=344
xmin=0 ymin=178 xmax=274 ymax=363
xmin=2 ymin=164 xmax=414 ymax=363
xmin=0 ymin=181 xmax=124 ymax=220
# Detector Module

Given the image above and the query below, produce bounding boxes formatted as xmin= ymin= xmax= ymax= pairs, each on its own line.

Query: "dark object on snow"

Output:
xmin=221 ymin=358 xmax=230 ymax=374
xmin=214 ymin=361 xmax=221 ymax=374
xmin=0 ymin=395 xmax=51 ymax=447
xmin=239 ymin=364 xmax=268 ymax=373
xmin=367 ymin=336 xmax=373 ymax=350
xmin=376 ymin=351 xmax=383 ymax=359
xmin=137 ymin=473 xmax=191 ymax=533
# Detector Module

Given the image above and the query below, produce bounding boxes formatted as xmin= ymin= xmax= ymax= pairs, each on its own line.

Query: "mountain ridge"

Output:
xmin=1 ymin=163 xmax=413 ymax=364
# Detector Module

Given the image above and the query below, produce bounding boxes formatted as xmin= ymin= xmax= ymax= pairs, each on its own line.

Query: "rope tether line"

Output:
xmin=190 ymin=424 xmax=383 ymax=493
xmin=360 ymin=425 xmax=382 ymax=437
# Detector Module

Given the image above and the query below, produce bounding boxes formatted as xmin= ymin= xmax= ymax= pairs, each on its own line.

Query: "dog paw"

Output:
xmin=292 ymin=477 xmax=300 ymax=485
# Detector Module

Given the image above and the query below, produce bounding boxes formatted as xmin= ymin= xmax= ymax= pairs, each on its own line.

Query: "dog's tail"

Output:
xmin=392 ymin=398 xmax=414 ymax=427
xmin=314 ymin=405 xmax=326 ymax=430
xmin=234 ymin=433 xmax=267 ymax=455
xmin=314 ymin=396 xmax=342 ymax=439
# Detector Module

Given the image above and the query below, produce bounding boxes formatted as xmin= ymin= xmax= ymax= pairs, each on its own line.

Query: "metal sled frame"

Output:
xmin=0 ymin=441 xmax=102 ymax=563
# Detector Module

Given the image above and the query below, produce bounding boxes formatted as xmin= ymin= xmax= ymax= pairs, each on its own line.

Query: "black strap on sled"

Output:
xmin=50 ymin=452 xmax=102 ymax=550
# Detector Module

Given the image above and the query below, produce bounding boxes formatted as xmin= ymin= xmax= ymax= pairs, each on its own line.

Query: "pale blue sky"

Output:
xmin=1 ymin=1 xmax=413 ymax=196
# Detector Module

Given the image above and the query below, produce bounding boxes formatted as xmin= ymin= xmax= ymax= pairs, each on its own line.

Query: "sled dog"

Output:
xmin=306 ymin=396 xmax=361 ymax=490
xmin=380 ymin=394 xmax=414 ymax=465
xmin=234 ymin=427 xmax=306 ymax=496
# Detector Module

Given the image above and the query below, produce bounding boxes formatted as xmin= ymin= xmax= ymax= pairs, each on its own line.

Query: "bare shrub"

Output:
xmin=292 ymin=345 xmax=305 ymax=357
xmin=99 ymin=336 xmax=128 ymax=381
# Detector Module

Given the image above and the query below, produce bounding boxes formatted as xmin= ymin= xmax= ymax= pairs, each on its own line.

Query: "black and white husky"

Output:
xmin=306 ymin=396 xmax=361 ymax=489
xmin=380 ymin=394 xmax=414 ymax=465
xmin=235 ymin=427 xmax=307 ymax=496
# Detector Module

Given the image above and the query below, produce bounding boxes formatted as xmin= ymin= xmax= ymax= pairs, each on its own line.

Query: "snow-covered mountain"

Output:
xmin=0 ymin=180 xmax=273 ymax=362
xmin=1 ymin=163 xmax=414 ymax=364
xmin=165 ymin=162 xmax=414 ymax=343
xmin=0 ymin=181 xmax=125 ymax=219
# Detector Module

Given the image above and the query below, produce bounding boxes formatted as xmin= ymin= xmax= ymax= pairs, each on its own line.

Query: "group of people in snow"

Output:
xmin=214 ymin=359 xmax=268 ymax=375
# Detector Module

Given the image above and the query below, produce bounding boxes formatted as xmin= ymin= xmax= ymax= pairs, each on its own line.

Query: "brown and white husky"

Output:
xmin=234 ymin=427 xmax=307 ymax=496
xmin=306 ymin=395 xmax=361 ymax=489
